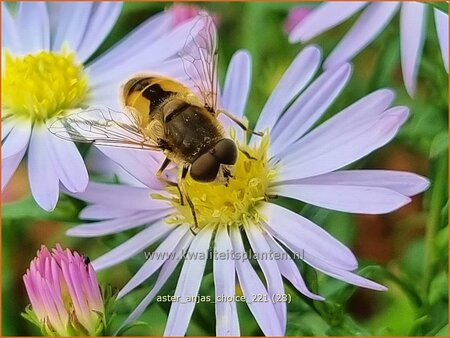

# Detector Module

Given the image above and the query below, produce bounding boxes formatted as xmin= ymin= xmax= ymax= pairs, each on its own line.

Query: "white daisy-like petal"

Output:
xmin=263 ymin=232 xmax=324 ymax=301
xmin=91 ymin=221 xmax=174 ymax=271
xmin=324 ymin=2 xmax=400 ymax=69
xmin=27 ymin=127 xmax=59 ymax=211
xmin=117 ymin=232 xmax=194 ymax=334
xmin=16 ymin=2 xmax=50 ymax=53
xmin=271 ymin=63 xmax=352 ymax=153
xmin=164 ymin=227 xmax=213 ymax=336
xmin=2 ymin=120 xmax=32 ymax=159
xmin=214 ymin=226 xmax=240 ymax=336
xmin=67 ymin=182 xmax=169 ymax=211
xmin=48 ymin=135 xmax=89 ymax=193
xmin=220 ymin=50 xmax=252 ymax=139
xmin=245 ymin=224 xmax=286 ymax=332
xmin=2 ymin=143 xmax=28 ymax=191
xmin=261 ymin=202 xmax=358 ymax=270
xmin=85 ymin=11 xmax=171 ymax=77
xmin=230 ymin=227 xmax=283 ymax=336
xmin=1 ymin=119 xmax=15 ymax=142
xmin=97 ymin=147 xmax=165 ymax=190
xmin=85 ymin=148 xmax=146 ymax=188
xmin=48 ymin=2 xmax=93 ymax=54
xmin=400 ymin=2 xmax=427 ymax=97
xmin=67 ymin=210 xmax=170 ymax=237
xmin=254 ymin=45 xmax=321 ymax=134
xmin=279 ymin=106 xmax=409 ymax=181
xmin=75 ymin=2 xmax=123 ymax=62
xmin=434 ymin=9 xmax=449 ymax=72
xmin=289 ymin=1 xmax=367 ymax=43
xmin=79 ymin=204 xmax=137 ymax=220
xmin=2 ymin=3 xmax=22 ymax=53
xmin=303 ymin=253 xmax=387 ymax=291
xmin=118 ymin=225 xmax=190 ymax=299
xmin=284 ymin=170 xmax=429 ymax=196
xmin=274 ymin=184 xmax=411 ymax=214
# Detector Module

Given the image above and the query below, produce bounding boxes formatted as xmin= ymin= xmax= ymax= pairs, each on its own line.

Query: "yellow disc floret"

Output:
xmin=164 ymin=134 xmax=277 ymax=229
xmin=2 ymin=50 xmax=88 ymax=123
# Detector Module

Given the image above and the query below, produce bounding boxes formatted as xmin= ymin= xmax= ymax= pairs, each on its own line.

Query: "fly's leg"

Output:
xmin=218 ymin=109 xmax=263 ymax=137
xmin=156 ymin=157 xmax=184 ymax=205
xmin=180 ymin=164 xmax=199 ymax=234
xmin=156 ymin=156 xmax=171 ymax=176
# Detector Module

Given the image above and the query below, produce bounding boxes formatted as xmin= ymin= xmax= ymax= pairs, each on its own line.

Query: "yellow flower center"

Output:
xmin=163 ymin=134 xmax=277 ymax=229
xmin=1 ymin=50 xmax=89 ymax=123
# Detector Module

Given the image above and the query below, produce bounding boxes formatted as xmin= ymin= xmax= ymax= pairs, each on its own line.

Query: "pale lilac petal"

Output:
xmin=325 ymin=2 xmax=400 ymax=69
xmin=2 ymin=142 xmax=27 ymax=191
xmin=76 ymin=2 xmax=123 ymax=62
xmin=263 ymin=232 xmax=324 ymax=301
xmin=85 ymin=148 xmax=146 ymax=187
xmin=119 ymin=225 xmax=190 ymax=298
xmin=67 ymin=210 xmax=169 ymax=237
xmin=273 ymin=184 xmax=411 ymax=214
xmin=2 ymin=3 xmax=21 ymax=53
xmin=164 ymin=227 xmax=213 ymax=336
xmin=117 ymin=232 xmax=194 ymax=334
xmin=435 ymin=9 xmax=449 ymax=72
xmin=1 ymin=119 xmax=14 ymax=142
xmin=97 ymin=147 xmax=165 ymax=190
xmin=289 ymin=2 xmax=367 ymax=43
xmin=90 ymin=221 xmax=174 ymax=271
xmin=2 ymin=120 xmax=32 ymax=159
xmin=86 ymin=11 xmax=171 ymax=76
xmin=48 ymin=2 xmax=93 ymax=53
xmin=47 ymin=135 xmax=88 ymax=193
xmin=271 ymin=63 xmax=352 ymax=153
xmin=261 ymin=202 xmax=357 ymax=270
xmin=214 ymin=226 xmax=240 ymax=336
xmin=253 ymin=46 xmax=321 ymax=134
xmin=220 ymin=50 xmax=252 ymax=139
xmin=245 ymin=224 xmax=286 ymax=332
xmin=400 ymin=2 xmax=427 ymax=96
xmin=79 ymin=204 xmax=136 ymax=220
xmin=279 ymin=106 xmax=408 ymax=181
xmin=230 ymin=227 xmax=283 ymax=336
xmin=304 ymin=253 xmax=387 ymax=291
xmin=17 ymin=2 xmax=50 ymax=52
xmin=68 ymin=182 xmax=170 ymax=211
xmin=28 ymin=127 xmax=59 ymax=211
xmin=280 ymin=170 xmax=429 ymax=196
xmin=275 ymin=88 xmax=394 ymax=160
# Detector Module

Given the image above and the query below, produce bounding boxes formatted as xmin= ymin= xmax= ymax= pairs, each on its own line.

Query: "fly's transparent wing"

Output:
xmin=48 ymin=107 xmax=161 ymax=151
xmin=179 ymin=14 xmax=220 ymax=112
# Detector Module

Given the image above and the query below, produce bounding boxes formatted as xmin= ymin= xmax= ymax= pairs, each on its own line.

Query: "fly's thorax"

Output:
xmin=162 ymin=100 xmax=223 ymax=162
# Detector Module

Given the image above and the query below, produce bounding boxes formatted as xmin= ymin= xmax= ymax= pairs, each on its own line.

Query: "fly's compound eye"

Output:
xmin=190 ymin=152 xmax=221 ymax=182
xmin=212 ymin=138 xmax=237 ymax=165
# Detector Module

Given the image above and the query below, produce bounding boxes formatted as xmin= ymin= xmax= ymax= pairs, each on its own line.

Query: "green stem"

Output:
xmin=422 ymin=156 xmax=448 ymax=300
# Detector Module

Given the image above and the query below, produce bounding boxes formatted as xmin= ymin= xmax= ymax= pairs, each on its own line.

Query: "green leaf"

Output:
xmin=429 ymin=2 xmax=448 ymax=14
xmin=430 ymin=132 xmax=448 ymax=159
xmin=2 ymin=195 xmax=81 ymax=222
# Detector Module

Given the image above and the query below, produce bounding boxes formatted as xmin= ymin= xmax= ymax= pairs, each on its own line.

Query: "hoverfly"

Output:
xmin=49 ymin=15 xmax=261 ymax=230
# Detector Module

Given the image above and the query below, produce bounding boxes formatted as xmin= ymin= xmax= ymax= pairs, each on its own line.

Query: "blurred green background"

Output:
xmin=2 ymin=2 xmax=448 ymax=336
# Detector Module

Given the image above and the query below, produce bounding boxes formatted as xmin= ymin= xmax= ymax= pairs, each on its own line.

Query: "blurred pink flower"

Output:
xmin=23 ymin=244 xmax=104 ymax=336
xmin=284 ymin=6 xmax=312 ymax=34
xmin=168 ymin=4 xmax=220 ymax=27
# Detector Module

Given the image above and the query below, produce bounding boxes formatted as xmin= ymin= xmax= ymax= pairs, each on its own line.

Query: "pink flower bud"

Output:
xmin=23 ymin=244 xmax=104 ymax=336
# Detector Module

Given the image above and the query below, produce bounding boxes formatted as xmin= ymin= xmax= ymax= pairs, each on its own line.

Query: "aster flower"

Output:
xmin=23 ymin=244 xmax=104 ymax=336
xmin=288 ymin=1 xmax=449 ymax=97
xmin=65 ymin=44 xmax=428 ymax=336
xmin=1 ymin=2 xmax=197 ymax=210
